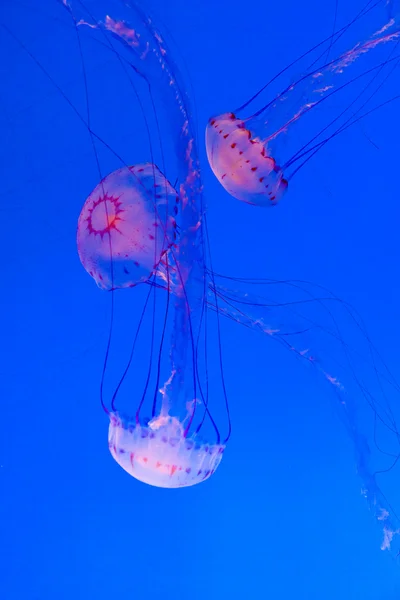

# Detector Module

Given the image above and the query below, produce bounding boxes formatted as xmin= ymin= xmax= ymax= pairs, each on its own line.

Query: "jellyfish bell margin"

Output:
xmin=205 ymin=112 xmax=288 ymax=207
xmin=108 ymin=411 xmax=225 ymax=489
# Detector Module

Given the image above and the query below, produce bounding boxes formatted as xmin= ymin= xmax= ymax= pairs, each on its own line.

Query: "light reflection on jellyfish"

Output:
xmin=206 ymin=1 xmax=400 ymax=206
xmin=4 ymin=0 xmax=400 ymax=554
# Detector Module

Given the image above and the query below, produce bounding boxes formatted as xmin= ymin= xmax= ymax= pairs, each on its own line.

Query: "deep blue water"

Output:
xmin=1 ymin=1 xmax=400 ymax=598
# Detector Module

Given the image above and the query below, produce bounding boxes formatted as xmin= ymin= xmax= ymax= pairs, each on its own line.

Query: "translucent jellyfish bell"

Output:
xmin=206 ymin=10 xmax=400 ymax=208
xmin=206 ymin=112 xmax=288 ymax=207
xmin=77 ymin=164 xmax=178 ymax=290
xmin=108 ymin=411 xmax=225 ymax=489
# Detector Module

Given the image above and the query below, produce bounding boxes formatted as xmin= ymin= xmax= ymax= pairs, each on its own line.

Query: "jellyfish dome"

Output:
xmin=77 ymin=164 xmax=178 ymax=290
xmin=108 ymin=412 xmax=225 ymax=489
xmin=206 ymin=12 xmax=400 ymax=209
xmin=205 ymin=113 xmax=288 ymax=207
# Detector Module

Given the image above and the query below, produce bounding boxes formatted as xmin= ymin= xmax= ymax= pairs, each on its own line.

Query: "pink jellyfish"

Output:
xmin=108 ymin=375 xmax=225 ymax=489
xmin=108 ymin=414 xmax=224 ymax=488
xmin=77 ymin=164 xmax=178 ymax=290
xmin=206 ymin=112 xmax=288 ymax=206
xmin=206 ymin=6 xmax=400 ymax=206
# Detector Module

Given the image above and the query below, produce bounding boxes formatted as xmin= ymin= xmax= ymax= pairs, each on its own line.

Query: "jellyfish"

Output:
xmin=206 ymin=2 xmax=400 ymax=206
xmin=77 ymin=163 xmax=178 ymax=290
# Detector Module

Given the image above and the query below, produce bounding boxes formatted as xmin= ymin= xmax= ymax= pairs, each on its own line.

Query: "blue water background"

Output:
xmin=1 ymin=0 xmax=400 ymax=598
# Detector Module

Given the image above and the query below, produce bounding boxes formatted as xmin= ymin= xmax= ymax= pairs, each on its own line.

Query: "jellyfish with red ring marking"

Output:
xmin=77 ymin=164 xmax=178 ymax=291
xmin=206 ymin=2 xmax=400 ymax=206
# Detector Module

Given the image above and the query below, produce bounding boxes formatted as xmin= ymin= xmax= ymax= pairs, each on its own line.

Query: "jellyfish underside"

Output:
xmin=206 ymin=112 xmax=288 ymax=207
xmin=108 ymin=412 xmax=225 ymax=488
